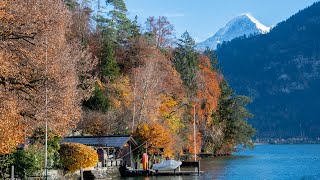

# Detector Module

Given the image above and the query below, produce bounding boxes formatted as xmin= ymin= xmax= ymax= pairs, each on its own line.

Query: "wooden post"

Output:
xmin=198 ymin=160 xmax=200 ymax=176
xmin=80 ymin=167 xmax=84 ymax=180
xmin=193 ymin=105 xmax=196 ymax=161
xmin=11 ymin=165 xmax=14 ymax=180
xmin=130 ymin=143 xmax=133 ymax=168
xmin=106 ymin=147 xmax=109 ymax=167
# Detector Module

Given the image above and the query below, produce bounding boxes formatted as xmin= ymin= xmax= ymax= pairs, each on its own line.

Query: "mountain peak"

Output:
xmin=226 ymin=13 xmax=270 ymax=34
xmin=196 ymin=13 xmax=270 ymax=50
xmin=241 ymin=13 xmax=271 ymax=33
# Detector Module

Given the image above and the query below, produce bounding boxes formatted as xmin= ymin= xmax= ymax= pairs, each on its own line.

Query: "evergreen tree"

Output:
xmin=100 ymin=38 xmax=120 ymax=81
xmin=96 ymin=0 xmax=139 ymax=44
xmin=63 ymin=0 xmax=78 ymax=10
xmin=95 ymin=0 xmax=140 ymax=80
xmin=130 ymin=15 xmax=141 ymax=38
xmin=215 ymin=80 xmax=255 ymax=149
xmin=84 ymin=0 xmax=140 ymax=113
xmin=83 ymin=85 xmax=110 ymax=112
xmin=204 ymin=47 xmax=220 ymax=72
xmin=173 ymin=31 xmax=199 ymax=91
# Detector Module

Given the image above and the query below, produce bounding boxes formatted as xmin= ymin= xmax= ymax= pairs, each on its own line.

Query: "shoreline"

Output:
xmin=253 ymin=137 xmax=320 ymax=145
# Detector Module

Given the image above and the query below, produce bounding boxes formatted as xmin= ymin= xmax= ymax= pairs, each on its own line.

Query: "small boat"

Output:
xmin=152 ymin=159 xmax=182 ymax=171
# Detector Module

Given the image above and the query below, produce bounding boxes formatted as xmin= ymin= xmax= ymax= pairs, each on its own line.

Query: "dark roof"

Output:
xmin=63 ymin=135 xmax=138 ymax=148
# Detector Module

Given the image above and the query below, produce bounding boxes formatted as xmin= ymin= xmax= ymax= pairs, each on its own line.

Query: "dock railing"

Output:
xmin=105 ymin=159 xmax=123 ymax=167
xmin=97 ymin=159 xmax=123 ymax=168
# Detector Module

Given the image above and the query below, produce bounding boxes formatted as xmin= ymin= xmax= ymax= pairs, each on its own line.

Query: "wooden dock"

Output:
xmin=156 ymin=170 xmax=204 ymax=176
xmin=119 ymin=161 xmax=203 ymax=177
xmin=122 ymin=169 xmax=204 ymax=177
xmin=198 ymin=153 xmax=231 ymax=157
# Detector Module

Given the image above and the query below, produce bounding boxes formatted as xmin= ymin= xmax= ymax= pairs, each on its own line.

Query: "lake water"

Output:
xmin=115 ymin=144 xmax=320 ymax=180
xmin=201 ymin=144 xmax=320 ymax=180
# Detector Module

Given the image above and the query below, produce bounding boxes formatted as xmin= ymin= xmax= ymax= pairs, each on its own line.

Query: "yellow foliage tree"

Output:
xmin=108 ymin=76 xmax=132 ymax=109
xmin=134 ymin=123 xmax=175 ymax=157
xmin=159 ymin=94 xmax=184 ymax=133
xmin=59 ymin=143 xmax=98 ymax=173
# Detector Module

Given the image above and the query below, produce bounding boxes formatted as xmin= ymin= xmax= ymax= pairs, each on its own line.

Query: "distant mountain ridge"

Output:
xmin=197 ymin=13 xmax=270 ymax=50
xmin=216 ymin=2 xmax=320 ymax=139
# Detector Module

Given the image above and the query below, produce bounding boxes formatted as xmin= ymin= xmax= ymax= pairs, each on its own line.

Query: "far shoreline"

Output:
xmin=253 ymin=137 xmax=320 ymax=145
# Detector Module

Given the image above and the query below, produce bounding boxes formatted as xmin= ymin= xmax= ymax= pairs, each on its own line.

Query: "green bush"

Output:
xmin=14 ymin=145 xmax=44 ymax=179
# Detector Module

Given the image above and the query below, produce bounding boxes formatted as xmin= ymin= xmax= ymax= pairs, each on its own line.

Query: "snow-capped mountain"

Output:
xmin=196 ymin=13 xmax=270 ymax=50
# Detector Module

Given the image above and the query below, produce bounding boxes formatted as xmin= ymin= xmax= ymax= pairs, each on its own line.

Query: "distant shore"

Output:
xmin=254 ymin=137 xmax=320 ymax=144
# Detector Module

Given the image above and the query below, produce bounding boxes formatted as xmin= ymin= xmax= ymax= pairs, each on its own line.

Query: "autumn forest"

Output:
xmin=0 ymin=0 xmax=255 ymax=176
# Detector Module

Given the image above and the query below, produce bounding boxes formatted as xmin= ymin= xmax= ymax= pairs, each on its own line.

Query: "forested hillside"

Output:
xmin=217 ymin=2 xmax=320 ymax=139
xmin=0 ymin=1 xmax=254 ymax=175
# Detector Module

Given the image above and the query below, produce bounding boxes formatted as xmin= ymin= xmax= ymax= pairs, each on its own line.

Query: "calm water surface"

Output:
xmin=115 ymin=144 xmax=320 ymax=180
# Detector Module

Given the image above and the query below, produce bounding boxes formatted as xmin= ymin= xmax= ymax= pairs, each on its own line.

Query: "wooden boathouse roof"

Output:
xmin=63 ymin=135 xmax=138 ymax=148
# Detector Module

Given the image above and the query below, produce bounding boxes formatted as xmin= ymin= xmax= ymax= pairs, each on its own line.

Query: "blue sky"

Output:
xmin=123 ymin=0 xmax=319 ymax=42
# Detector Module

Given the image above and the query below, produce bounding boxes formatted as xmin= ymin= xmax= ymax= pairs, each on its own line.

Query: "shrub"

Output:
xmin=59 ymin=143 xmax=98 ymax=173
xmin=13 ymin=145 xmax=44 ymax=179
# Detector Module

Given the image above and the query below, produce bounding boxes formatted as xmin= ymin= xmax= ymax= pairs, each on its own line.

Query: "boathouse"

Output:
xmin=63 ymin=135 xmax=138 ymax=167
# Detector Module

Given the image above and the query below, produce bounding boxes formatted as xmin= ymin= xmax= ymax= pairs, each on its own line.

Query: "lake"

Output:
xmin=115 ymin=144 xmax=320 ymax=180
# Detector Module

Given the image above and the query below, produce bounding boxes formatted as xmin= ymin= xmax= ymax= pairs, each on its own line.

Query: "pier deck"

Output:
xmin=119 ymin=161 xmax=203 ymax=177
xmin=123 ymin=169 xmax=204 ymax=176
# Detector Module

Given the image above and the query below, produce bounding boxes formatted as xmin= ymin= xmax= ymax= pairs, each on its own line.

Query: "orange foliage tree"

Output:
xmin=59 ymin=143 xmax=98 ymax=173
xmin=134 ymin=123 xmax=179 ymax=157
xmin=186 ymin=128 xmax=202 ymax=154
xmin=0 ymin=97 xmax=25 ymax=154
xmin=195 ymin=55 xmax=221 ymax=123
xmin=129 ymin=38 xmax=166 ymax=128
xmin=194 ymin=55 xmax=223 ymax=151
xmin=128 ymin=37 xmax=187 ymax=131
xmin=0 ymin=0 xmax=96 ymax=153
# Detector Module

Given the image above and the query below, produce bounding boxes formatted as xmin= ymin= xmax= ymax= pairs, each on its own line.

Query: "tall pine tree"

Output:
xmin=173 ymin=31 xmax=199 ymax=91
xmin=215 ymin=80 xmax=255 ymax=150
